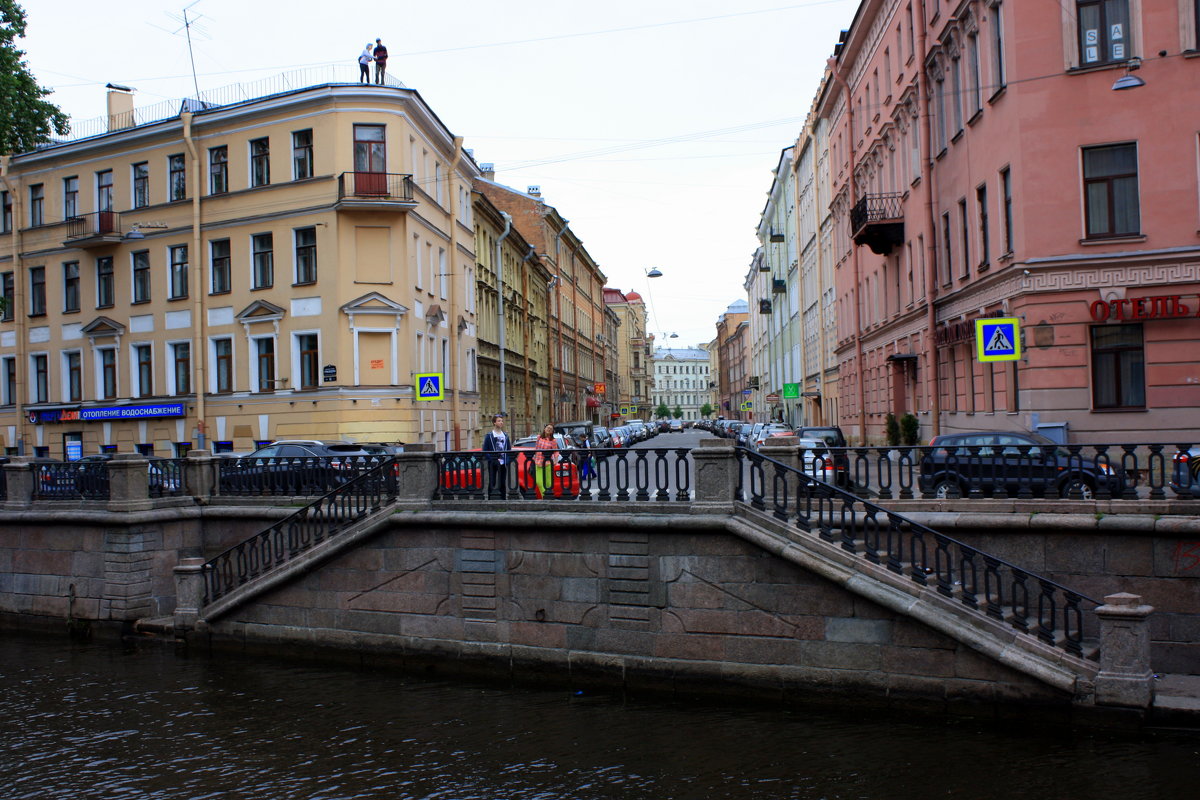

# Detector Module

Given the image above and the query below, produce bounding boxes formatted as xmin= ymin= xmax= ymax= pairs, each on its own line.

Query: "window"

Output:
xmin=294 ymin=227 xmax=317 ymax=285
xmin=98 ymin=347 xmax=117 ymax=399
xmin=292 ymin=130 xmax=313 ymax=180
xmin=132 ymin=251 xmax=151 ymax=303
xmin=65 ymin=351 xmax=82 ymax=402
xmin=213 ymin=338 xmax=233 ymax=393
xmin=1 ymin=191 xmax=10 ymax=233
xmin=63 ymin=261 xmax=79 ymax=312
xmin=255 ymin=337 xmax=276 ymax=392
xmin=63 ymin=176 xmax=78 ymax=218
xmin=976 ymin=184 xmax=990 ymax=268
xmin=31 ymin=354 xmax=48 ymax=403
xmin=296 ymin=333 xmax=319 ymax=389
xmin=169 ymin=153 xmax=187 ymax=201
xmin=934 ymin=74 xmax=947 ymax=152
xmin=950 ymin=55 xmax=964 ymax=134
xmin=1091 ymin=323 xmax=1144 ymax=408
xmin=958 ymin=198 xmax=970 ymax=277
xmin=252 ymin=233 xmax=273 ymax=288
xmin=132 ymin=162 xmax=149 ymax=208
xmin=1000 ymin=167 xmax=1014 ymax=253
xmin=250 ymin=137 xmax=270 ymax=187
xmin=134 ymin=343 xmax=153 ymax=397
xmin=905 ymin=3 xmax=914 ymax=60
xmin=1083 ymin=143 xmax=1140 ymax=238
xmin=353 ymin=124 xmax=386 ymax=172
xmin=209 ymin=146 xmax=228 ymax=194
xmin=966 ymin=33 xmax=982 ymax=115
xmin=1 ymin=272 xmax=12 ymax=321
xmin=96 ymin=256 xmax=114 ymax=308
xmin=1077 ymin=0 xmax=1130 ymax=66
xmin=172 ymin=342 xmax=190 ymax=395
xmin=29 ymin=266 xmax=45 ymax=316
xmin=29 ymin=184 xmax=44 ymax=227
xmin=940 ymin=213 xmax=952 ymax=286
xmin=169 ymin=244 xmax=188 ymax=300
xmin=990 ymin=2 xmax=1006 ymax=90
xmin=97 ymin=170 xmax=113 ymax=212
xmin=2 ymin=357 xmax=15 ymax=405
xmin=210 ymin=239 xmax=231 ymax=294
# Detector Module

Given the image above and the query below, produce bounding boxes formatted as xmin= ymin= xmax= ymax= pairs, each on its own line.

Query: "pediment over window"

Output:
xmin=81 ymin=316 xmax=127 ymax=338
xmin=235 ymin=299 xmax=286 ymax=324
xmin=340 ymin=291 xmax=409 ymax=315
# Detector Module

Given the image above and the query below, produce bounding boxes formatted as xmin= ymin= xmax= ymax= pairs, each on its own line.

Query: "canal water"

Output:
xmin=2 ymin=633 xmax=1198 ymax=800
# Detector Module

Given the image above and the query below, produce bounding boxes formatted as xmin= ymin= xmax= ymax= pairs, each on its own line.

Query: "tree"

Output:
xmin=0 ymin=1 xmax=68 ymax=155
xmin=699 ymin=403 xmax=714 ymax=418
xmin=672 ymin=406 xmax=683 ymax=419
xmin=654 ymin=403 xmax=671 ymax=420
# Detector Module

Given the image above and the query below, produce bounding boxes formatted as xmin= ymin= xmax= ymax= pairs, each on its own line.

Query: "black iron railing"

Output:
xmin=64 ymin=211 xmax=121 ymax=239
xmin=735 ymin=447 xmax=1098 ymax=658
xmin=434 ymin=447 xmax=692 ymax=502
xmin=217 ymin=454 xmax=389 ymax=496
xmin=203 ymin=457 xmax=399 ymax=604
xmin=149 ymin=458 xmax=187 ymax=498
xmin=336 ymin=172 xmax=415 ymax=203
xmin=849 ymin=192 xmax=905 ymax=234
xmin=32 ymin=461 xmax=110 ymax=500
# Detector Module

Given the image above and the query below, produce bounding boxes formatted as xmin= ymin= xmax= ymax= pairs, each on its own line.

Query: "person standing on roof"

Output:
xmin=358 ymin=43 xmax=374 ymax=83
xmin=373 ymin=38 xmax=389 ymax=84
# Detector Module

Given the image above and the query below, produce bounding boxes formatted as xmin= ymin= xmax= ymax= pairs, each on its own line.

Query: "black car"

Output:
xmin=795 ymin=426 xmax=848 ymax=447
xmin=218 ymin=441 xmax=380 ymax=495
xmin=918 ymin=431 xmax=1125 ymax=500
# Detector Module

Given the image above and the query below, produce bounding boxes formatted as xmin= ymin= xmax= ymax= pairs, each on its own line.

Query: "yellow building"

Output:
xmin=0 ymin=75 xmax=480 ymax=457
xmin=472 ymin=191 xmax=552 ymax=439
xmin=602 ymin=288 xmax=651 ymax=423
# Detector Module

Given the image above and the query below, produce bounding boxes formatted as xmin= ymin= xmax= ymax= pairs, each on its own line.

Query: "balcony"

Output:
xmin=771 ymin=279 xmax=786 ymax=294
xmin=850 ymin=192 xmax=905 ymax=255
xmin=336 ymin=172 xmax=416 ymax=211
xmin=62 ymin=212 xmax=123 ymax=249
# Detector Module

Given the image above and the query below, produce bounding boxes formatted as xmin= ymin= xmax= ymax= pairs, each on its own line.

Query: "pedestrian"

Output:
xmin=480 ymin=413 xmax=510 ymax=499
xmin=575 ymin=432 xmax=594 ymax=481
xmin=358 ymin=43 xmax=373 ymax=83
xmin=373 ymin=38 xmax=388 ymax=84
xmin=533 ymin=423 xmax=558 ymax=499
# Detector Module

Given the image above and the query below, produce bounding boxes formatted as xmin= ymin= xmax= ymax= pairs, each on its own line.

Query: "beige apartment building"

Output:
xmin=0 ymin=77 xmax=480 ymax=457
xmin=472 ymin=191 xmax=553 ymax=438
xmin=602 ymin=288 xmax=651 ymax=423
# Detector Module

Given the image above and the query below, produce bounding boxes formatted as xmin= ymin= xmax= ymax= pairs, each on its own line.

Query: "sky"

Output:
xmin=20 ymin=0 xmax=859 ymax=348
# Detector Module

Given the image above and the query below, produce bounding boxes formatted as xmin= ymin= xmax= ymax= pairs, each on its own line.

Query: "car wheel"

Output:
xmin=1060 ymin=477 xmax=1095 ymax=500
xmin=933 ymin=479 xmax=959 ymax=499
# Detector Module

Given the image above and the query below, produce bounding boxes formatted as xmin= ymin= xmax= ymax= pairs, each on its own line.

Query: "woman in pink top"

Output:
xmin=533 ymin=424 xmax=558 ymax=498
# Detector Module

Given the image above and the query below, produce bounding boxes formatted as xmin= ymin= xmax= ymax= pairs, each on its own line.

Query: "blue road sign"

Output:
xmin=414 ymin=373 xmax=444 ymax=401
xmin=976 ymin=318 xmax=1021 ymax=362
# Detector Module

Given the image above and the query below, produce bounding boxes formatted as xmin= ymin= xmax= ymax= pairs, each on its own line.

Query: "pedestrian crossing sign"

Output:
xmin=975 ymin=318 xmax=1021 ymax=362
xmin=414 ymin=373 xmax=444 ymax=401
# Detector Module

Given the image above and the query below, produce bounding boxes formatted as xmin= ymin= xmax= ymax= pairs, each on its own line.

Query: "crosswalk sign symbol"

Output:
xmin=414 ymin=373 xmax=444 ymax=401
xmin=975 ymin=318 xmax=1021 ymax=362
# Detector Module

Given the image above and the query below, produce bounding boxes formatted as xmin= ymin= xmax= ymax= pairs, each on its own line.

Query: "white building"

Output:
xmin=651 ymin=346 xmax=714 ymax=421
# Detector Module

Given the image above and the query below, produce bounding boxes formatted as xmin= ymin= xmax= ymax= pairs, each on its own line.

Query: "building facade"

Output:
xmin=818 ymin=0 xmax=1200 ymax=444
xmin=0 ymin=78 xmax=480 ymax=457
xmin=653 ymin=345 xmax=714 ymax=422
xmin=714 ymin=299 xmax=750 ymax=419
xmin=603 ymin=288 xmax=652 ymax=423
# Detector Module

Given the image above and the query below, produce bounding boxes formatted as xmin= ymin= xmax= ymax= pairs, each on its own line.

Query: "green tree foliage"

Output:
xmin=0 ymin=1 xmax=68 ymax=155
xmin=654 ymin=403 xmax=671 ymax=419
xmin=672 ymin=406 xmax=683 ymax=419
xmin=699 ymin=403 xmax=714 ymax=418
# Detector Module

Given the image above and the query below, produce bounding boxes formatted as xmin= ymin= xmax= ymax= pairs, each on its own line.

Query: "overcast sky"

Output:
xmin=22 ymin=0 xmax=858 ymax=348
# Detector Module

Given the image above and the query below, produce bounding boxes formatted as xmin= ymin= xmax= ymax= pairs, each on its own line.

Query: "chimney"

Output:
xmin=479 ymin=162 xmax=495 ymax=181
xmin=527 ymin=185 xmax=541 ymax=197
xmin=106 ymin=83 xmax=135 ymax=132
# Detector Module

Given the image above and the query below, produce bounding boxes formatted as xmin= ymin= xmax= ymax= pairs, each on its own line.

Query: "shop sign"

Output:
xmin=782 ymin=383 xmax=800 ymax=399
xmin=1089 ymin=295 xmax=1196 ymax=322
xmin=323 ymin=364 xmax=337 ymax=383
xmin=29 ymin=403 xmax=185 ymax=424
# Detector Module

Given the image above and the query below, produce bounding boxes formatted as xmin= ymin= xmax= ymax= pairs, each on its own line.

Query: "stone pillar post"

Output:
xmin=184 ymin=449 xmax=215 ymax=501
xmin=759 ymin=436 xmax=801 ymax=473
xmin=691 ymin=438 xmax=739 ymax=508
xmin=173 ymin=557 xmax=207 ymax=632
xmin=2 ymin=459 xmax=34 ymax=510
xmin=1094 ymin=592 xmax=1155 ymax=708
xmin=106 ymin=454 xmax=152 ymax=512
xmin=395 ymin=443 xmax=436 ymax=505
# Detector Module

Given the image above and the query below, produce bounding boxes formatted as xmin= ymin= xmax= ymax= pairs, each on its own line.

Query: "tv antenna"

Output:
xmin=149 ymin=1 xmax=211 ymax=99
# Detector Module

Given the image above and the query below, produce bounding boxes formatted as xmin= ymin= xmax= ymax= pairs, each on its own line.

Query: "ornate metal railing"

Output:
xmin=735 ymin=447 xmax=1099 ymax=658
xmin=336 ymin=172 xmax=415 ymax=204
xmin=433 ymin=447 xmax=692 ymax=502
xmin=217 ymin=455 xmax=388 ymax=497
xmin=203 ymin=457 xmax=400 ymax=605
xmin=32 ymin=461 xmax=110 ymax=500
xmin=849 ymin=192 xmax=905 ymax=233
xmin=63 ymin=211 xmax=121 ymax=239
xmin=149 ymin=458 xmax=187 ymax=498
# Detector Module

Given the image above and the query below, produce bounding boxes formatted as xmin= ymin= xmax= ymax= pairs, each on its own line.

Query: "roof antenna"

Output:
xmin=150 ymin=2 xmax=211 ymax=99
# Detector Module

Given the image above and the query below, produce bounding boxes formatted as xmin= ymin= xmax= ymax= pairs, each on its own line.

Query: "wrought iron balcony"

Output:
xmin=850 ymin=192 xmax=905 ymax=255
xmin=63 ymin=211 xmax=122 ymax=248
xmin=335 ymin=172 xmax=416 ymax=210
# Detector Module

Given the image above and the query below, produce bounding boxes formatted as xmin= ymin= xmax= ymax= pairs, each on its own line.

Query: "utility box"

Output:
xmin=1035 ymin=421 xmax=1069 ymax=444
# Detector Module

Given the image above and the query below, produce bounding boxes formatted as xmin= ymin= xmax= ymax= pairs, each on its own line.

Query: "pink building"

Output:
xmin=818 ymin=0 xmax=1200 ymax=444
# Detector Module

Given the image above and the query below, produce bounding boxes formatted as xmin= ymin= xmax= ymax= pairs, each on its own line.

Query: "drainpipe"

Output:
xmin=808 ymin=116 xmax=830 ymax=426
xmin=916 ymin=0 xmax=941 ymax=438
xmin=551 ymin=222 xmax=567 ymax=422
xmin=494 ymin=211 xmax=512 ymax=417
xmin=520 ymin=244 xmax=536 ymax=433
xmin=0 ymin=157 xmax=27 ymax=454
xmin=826 ymin=58 xmax=868 ymax=445
xmin=180 ymin=112 xmax=207 ymax=450
xmin=448 ymin=137 xmax=465 ymax=450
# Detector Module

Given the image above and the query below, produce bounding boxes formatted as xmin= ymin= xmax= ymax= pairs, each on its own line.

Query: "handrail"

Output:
xmin=203 ymin=456 xmax=399 ymax=604
xmin=735 ymin=446 xmax=1099 ymax=659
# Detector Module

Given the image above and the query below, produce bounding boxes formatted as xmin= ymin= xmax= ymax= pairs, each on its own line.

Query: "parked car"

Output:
xmin=1171 ymin=446 xmax=1200 ymax=494
xmin=592 ymin=427 xmax=613 ymax=448
xmin=751 ymin=423 xmax=793 ymax=449
xmin=669 ymin=419 xmax=683 ymax=432
xmin=219 ymin=441 xmax=379 ymax=494
xmin=357 ymin=442 xmax=405 ymax=455
xmin=795 ymin=426 xmax=848 ymax=447
xmin=918 ymin=431 xmax=1125 ymax=500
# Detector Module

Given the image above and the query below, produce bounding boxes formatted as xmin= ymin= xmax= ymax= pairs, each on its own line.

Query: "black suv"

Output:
xmin=918 ymin=431 xmax=1125 ymax=500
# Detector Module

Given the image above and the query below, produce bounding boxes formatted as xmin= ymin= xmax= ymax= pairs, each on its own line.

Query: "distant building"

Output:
xmin=603 ymin=288 xmax=651 ymax=422
xmin=714 ymin=299 xmax=749 ymax=419
xmin=652 ymin=345 xmax=713 ymax=422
